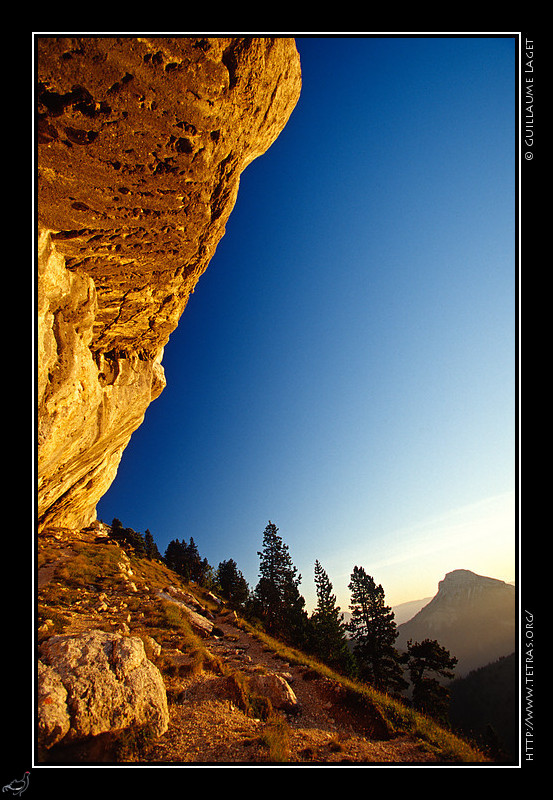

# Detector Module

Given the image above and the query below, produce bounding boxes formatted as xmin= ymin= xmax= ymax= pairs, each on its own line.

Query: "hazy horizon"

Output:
xmin=97 ymin=35 xmax=516 ymax=616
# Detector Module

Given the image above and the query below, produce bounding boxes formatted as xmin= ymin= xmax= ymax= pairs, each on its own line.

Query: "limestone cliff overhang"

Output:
xmin=36 ymin=36 xmax=301 ymax=530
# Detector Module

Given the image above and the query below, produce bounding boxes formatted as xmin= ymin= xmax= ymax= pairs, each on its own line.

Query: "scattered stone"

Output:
xmin=163 ymin=585 xmax=202 ymax=609
xmin=164 ymin=649 xmax=197 ymax=674
xmin=113 ymin=622 xmax=131 ymax=636
xmin=141 ymin=635 xmax=162 ymax=659
xmin=247 ymin=673 xmax=300 ymax=714
xmin=157 ymin=589 xmax=214 ymax=638
xmin=38 ymin=619 xmax=56 ymax=640
xmin=205 ymin=591 xmax=223 ymax=608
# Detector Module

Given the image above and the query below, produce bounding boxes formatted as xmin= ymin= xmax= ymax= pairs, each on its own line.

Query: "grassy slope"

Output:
xmin=37 ymin=534 xmax=488 ymax=764
xmin=235 ymin=621 xmax=488 ymax=763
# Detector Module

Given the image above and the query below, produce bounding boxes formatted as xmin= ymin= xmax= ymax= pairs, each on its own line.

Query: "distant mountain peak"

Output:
xmin=436 ymin=570 xmax=513 ymax=605
xmin=396 ymin=569 xmax=516 ymax=676
xmin=440 ymin=569 xmax=509 ymax=587
xmin=443 ymin=568 xmax=480 ymax=581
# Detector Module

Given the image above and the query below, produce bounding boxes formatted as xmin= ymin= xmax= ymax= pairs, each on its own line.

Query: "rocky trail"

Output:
xmin=36 ymin=528 xmax=460 ymax=766
xmin=142 ymin=608 xmax=440 ymax=765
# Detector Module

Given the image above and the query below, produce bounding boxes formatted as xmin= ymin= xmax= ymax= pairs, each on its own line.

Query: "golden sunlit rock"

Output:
xmin=37 ymin=36 xmax=301 ymax=530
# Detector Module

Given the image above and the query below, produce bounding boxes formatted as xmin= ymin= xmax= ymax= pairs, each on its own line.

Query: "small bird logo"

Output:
xmin=2 ymin=773 xmax=30 ymax=797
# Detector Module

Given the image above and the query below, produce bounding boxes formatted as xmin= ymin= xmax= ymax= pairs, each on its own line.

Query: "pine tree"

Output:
xmin=164 ymin=539 xmax=186 ymax=575
xmin=128 ymin=528 xmax=146 ymax=557
xmin=254 ymin=521 xmax=308 ymax=644
xmin=163 ymin=537 xmax=212 ymax=586
xmin=109 ymin=517 xmax=145 ymax=557
xmin=186 ymin=538 xmax=201 ymax=582
xmin=347 ymin=565 xmax=407 ymax=694
xmin=144 ymin=529 xmax=162 ymax=561
xmin=216 ymin=558 xmax=250 ymax=609
xmin=197 ymin=557 xmax=214 ymax=588
xmin=309 ymin=560 xmax=355 ymax=675
xmin=110 ymin=517 xmax=124 ymax=542
xmin=405 ymin=638 xmax=458 ymax=722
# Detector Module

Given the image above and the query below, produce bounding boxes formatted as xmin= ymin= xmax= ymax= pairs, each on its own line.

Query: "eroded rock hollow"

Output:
xmin=37 ymin=36 xmax=301 ymax=530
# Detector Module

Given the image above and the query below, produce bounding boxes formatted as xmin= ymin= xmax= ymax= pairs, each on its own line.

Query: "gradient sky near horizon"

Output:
xmin=97 ymin=35 xmax=517 ymax=613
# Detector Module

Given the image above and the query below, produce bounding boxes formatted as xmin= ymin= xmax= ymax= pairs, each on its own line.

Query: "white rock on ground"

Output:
xmin=248 ymin=673 xmax=300 ymax=714
xmin=157 ymin=589 xmax=215 ymax=637
xmin=38 ymin=629 xmax=169 ymax=750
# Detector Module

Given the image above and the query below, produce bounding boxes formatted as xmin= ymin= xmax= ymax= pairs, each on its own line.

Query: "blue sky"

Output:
xmin=97 ymin=35 xmax=517 ymax=612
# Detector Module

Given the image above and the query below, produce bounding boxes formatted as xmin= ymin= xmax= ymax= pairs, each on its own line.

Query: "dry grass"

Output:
xmin=222 ymin=670 xmax=274 ymax=722
xmin=37 ymin=534 xmax=487 ymax=764
xmin=237 ymin=617 xmax=488 ymax=764
xmin=258 ymin=714 xmax=292 ymax=762
xmin=54 ymin=544 xmax=123 ymax=588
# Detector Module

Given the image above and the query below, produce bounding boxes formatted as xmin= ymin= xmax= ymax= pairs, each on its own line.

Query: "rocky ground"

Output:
xmin=36 ymin=526 xmax=470 ymax=766
xmin=141 ymin=611 xmax=440 ymax=765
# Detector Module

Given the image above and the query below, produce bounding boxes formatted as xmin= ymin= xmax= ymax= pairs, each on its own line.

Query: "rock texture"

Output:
xmin=37 ymin=36 xmax=301 ymax=530
xmin=38 ymin=629 xmax=169 ymax=750
xmin=247 ymin=672 xmax=300 ymax=714
xmin=157 ymin=586 xmax=216 ymax=638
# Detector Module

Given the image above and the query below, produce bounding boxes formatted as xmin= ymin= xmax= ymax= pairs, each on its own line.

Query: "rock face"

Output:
xmin=37 ymin=36 xmax=301 ymax=530
xmin=38 ymin=629 xmax=170 ymax=750
xmin=396 ymin=570 xmax=516 ymax=676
